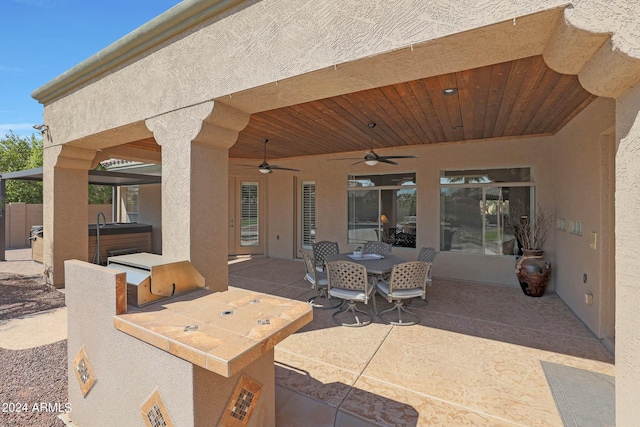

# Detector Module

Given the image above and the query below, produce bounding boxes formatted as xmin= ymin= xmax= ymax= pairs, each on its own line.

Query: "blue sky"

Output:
xmin=0 ymin=0 xmax=182 ymax=140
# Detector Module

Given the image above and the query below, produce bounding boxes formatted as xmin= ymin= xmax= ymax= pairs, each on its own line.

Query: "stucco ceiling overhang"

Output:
xmin=31 ymin=3 xmax=639 ymax=163
xmin=124 ymin=53 xmax=597 ymax=161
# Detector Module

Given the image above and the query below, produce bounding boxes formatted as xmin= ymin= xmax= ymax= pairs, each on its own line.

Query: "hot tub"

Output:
xmin=31 ymin=223 xmax=153 ymax=264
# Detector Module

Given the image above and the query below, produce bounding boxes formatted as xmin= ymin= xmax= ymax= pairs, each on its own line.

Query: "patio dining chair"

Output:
xmin=375 ymin=261 xmax=430 ymax=325
xmin=407 ymin=246 xmax=437 ymax=307
xmin=417 ymin=247 xmax=437 ymax=282
xmin=363 ymin=241 xmax=392 ymax=256
xmin=326 ymin=260 xmax=376 ymax=327
xmin=313 ymin=241 xmax=339 ymax=271
xmin=299 ymin=249 xmax=342 ymax=310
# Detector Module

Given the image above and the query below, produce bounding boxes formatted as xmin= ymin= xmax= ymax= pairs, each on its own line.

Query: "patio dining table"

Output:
xmin=324 ymin=253 xmax=406 ymax=276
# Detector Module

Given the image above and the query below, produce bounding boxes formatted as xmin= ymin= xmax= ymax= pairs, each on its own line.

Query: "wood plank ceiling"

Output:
xmin=127 ymin=55 xmax=596 ymax=159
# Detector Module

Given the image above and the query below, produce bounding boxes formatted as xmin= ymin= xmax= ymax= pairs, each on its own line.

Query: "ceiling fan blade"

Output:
xmin=236 ymin=164 xmax=259 ymax=167
xmin=350 ymin=160 xmax=365 ymax=166
xmin=327 ymin=158 xmax=363 ymax=161
xmin=270 ymin=165 xmax=300 ymax=172
xmin=379 ymin=155 xmax=419 ymax=160
xmin=378 ymin=158 xmax=398 ymax=165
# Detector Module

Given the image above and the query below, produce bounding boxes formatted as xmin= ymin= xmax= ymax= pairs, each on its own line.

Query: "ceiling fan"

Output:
xmin=336 ymin=122 xmax=418 ymax=166
xmin=238 ymin=139 xmax=300 ymax=174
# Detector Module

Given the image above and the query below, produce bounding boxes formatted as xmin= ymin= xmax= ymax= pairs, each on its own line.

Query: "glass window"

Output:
xmin=240 ymin=182 xmax=259 ymax=247
xmin=440 ymin=168 xmax=531 ymax=184
xmin=348 ymin=173 xmax=416 ymax=248
xmin=121 ymin=185 xmax=139 ymax=223
xmin=440 ymin=169 xmax=533 ymax=255
xmin=301 ymin=181 xmax=316 ymax=249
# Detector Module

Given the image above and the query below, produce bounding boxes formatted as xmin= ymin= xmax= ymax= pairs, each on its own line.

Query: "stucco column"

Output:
xmin=146 ymin=101 xmax=249 ymax=292
xmin=615 ymin=84 xmax=640 ymax=424
xmin=43 ymin=145 xmax=96 ymax=287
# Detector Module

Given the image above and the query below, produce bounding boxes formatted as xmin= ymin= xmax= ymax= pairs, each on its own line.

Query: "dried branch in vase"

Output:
xmin=512 ymin=203 xmax=554 ymax=251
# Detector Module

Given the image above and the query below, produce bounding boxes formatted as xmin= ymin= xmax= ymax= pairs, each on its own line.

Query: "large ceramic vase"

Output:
xmin=515 ymin=249 xmax=551 ymax=297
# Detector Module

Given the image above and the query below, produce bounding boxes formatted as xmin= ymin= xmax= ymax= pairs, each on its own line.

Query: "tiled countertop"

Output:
xmin=114 ymin=287 xmax=313 ymax=377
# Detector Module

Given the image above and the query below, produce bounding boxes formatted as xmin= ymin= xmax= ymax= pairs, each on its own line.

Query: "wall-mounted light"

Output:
xmin=33 ymin=124 xmax=49 ymax=133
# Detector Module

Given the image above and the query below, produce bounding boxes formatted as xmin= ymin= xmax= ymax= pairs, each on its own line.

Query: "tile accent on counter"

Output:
xmin=140 ymin=389 xmax=174 ymax=427
xmin=220 ymin=375 xmax=262 ymax=427
xmin=73 ymin=346 xmax=96 ymax=397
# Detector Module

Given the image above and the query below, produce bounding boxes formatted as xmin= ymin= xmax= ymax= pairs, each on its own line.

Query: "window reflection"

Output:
xmin=440 ymin=169 xmax=533 ymax=255
xmin=348 ymin=173 xmax=416 ymax=248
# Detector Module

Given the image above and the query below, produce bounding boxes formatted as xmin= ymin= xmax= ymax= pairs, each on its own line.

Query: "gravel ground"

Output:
xmin=0 ymin=274 xmax=65 ymax=321
xmin=0 ymin=274 xmax=67 ymax=427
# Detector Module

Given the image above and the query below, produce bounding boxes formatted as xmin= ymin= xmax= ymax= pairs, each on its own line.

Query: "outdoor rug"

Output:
xmin=541 ymin=360 xmax=615 ymax=427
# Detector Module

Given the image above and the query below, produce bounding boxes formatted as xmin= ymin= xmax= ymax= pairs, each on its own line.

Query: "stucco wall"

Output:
xmin=266 ymin=174 xmax=294 ymax=259
xmin=138 ymin=183 xmax=162 ymax=254
xmin=552 ymin=97 xmax=616 ymax=338
xmin=237 ymin=133 xmax=556 ymax=288
xmin=615 ymin=81 xmax=640 ymax=425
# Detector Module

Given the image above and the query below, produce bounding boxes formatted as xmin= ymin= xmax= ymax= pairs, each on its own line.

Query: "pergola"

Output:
xmin=0 ymin=167 xmax=161 ymax=261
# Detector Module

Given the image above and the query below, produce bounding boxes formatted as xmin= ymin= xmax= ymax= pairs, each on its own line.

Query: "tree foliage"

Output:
xmin=88 ymin=164 xmax=113 ymax=204
xmin=1 ymin=132 xmax=112 ymax=205
xmin=0 ymin=132 xmax=43 ymax=204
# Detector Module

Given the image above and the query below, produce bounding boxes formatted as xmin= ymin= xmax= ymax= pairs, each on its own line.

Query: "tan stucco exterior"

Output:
xmin=32 ymin=0 xmax=640 ymax=423
xmin=552 ymin=97 xmax=617 ymax=343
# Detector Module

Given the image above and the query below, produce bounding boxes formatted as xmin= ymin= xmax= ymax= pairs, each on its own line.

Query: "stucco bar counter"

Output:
xmin=63 ymin=259 xmax=312 ymax=427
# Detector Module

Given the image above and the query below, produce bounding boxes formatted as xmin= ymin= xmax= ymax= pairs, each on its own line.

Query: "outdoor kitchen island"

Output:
xmin=63 ymin=255 xmax=312 ymax=427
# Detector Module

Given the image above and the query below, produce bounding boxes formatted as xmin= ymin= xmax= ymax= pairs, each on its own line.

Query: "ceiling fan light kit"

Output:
xmin=238 ymin=139 xmax=300 ymax=174
xmin=349 ymin=122 xmax=418 ymax=167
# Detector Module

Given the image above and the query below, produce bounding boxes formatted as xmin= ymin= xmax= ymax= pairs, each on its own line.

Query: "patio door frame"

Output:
xmin=228 ymin=176 xmax=265 ymax=255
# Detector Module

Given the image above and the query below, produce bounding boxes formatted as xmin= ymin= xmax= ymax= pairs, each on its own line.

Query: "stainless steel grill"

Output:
xmin=106 ymin=253 xmax=204 ymax=307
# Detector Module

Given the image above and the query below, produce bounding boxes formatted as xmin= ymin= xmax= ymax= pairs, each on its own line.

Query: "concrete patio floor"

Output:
xmin=229 ymin=256 xmax=614 ymax=426
xmin=0 ymin=250 xmax=615 ymax=425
